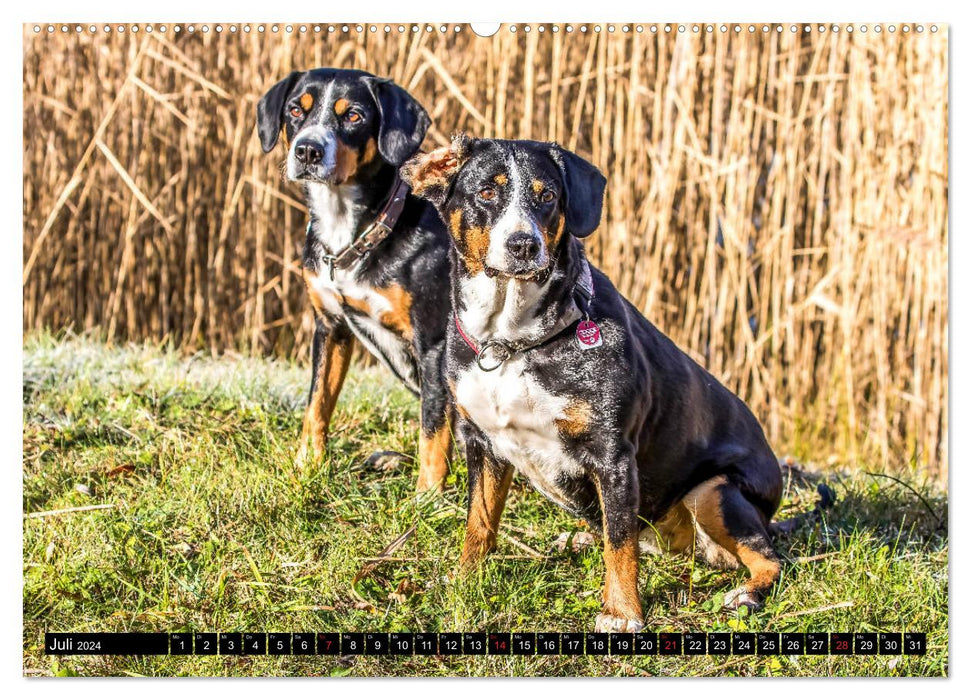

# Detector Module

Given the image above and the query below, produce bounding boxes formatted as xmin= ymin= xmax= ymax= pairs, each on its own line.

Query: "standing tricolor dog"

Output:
xmin=402 ymin=135 xmax=785 ymax=632
xmin=257 ymin=68 xmax=454 ymax=491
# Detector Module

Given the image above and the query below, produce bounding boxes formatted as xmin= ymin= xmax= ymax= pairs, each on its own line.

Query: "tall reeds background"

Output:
xmin=22 ymin=24 xmax=948 ymax=478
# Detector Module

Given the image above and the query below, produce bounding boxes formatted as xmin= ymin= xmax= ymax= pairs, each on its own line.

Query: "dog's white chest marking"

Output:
xmin=304 ymin=183 xmax=419 ymax=392
xmin=306 ymin=181 xmax=359 ymax=255
xmin=306 ymin=270 xmax=419 ymax=392
xmin=455 ymin=358 xmax=586 ymax=509
xmin=459 ymin=272 xmax=552 ymax=346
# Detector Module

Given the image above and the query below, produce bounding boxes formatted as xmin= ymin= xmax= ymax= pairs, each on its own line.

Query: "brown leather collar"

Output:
xmin=320 ymin=176 xmax=410 ymax=279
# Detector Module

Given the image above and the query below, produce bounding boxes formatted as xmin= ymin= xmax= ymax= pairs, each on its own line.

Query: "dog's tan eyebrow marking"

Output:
xmin=334 ymin=97 xmax=350 ymax=115
xmin=531 ymin=179 xmax=545 ymax=193
xmin=299 ymin=93 xmax=314 ymax=111
xmin=494 ymin=173 xmax=508 ymax=185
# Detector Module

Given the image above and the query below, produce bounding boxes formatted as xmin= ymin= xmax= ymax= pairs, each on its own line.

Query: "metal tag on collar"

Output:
xmin=576 ymin=319 xmax=603 ymax=350
xmin=476 ymin=339 xmax=512 ymax=372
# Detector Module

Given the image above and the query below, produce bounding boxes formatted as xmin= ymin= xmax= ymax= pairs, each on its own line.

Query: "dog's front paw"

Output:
xmin=594 ymin=613 xmax=644 ymax=633
xmin=722 ymin=587 xmax=763 ymax=612
xmin=295 ymin=442 xmax=323 ymax=468
xmin=553 ymin=531 xmax=598 ymax=553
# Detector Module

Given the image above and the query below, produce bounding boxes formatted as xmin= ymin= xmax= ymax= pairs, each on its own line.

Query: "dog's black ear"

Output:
xmin=551 ymin=146 xmax=607 ymax=238
xmin=257 ymin=71 xmax=301 ymax=153
xmin=366 ymin=78 xmax=431 ymax=166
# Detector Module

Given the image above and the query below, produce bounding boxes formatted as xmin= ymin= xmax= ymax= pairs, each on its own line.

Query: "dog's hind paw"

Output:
xmin=722 ymin=587 xmax=763 ymax=612
xmin=594 ymin=613 xmax=645 ymax=633
xmin=553 ymin=531 xmax=597 ymax=553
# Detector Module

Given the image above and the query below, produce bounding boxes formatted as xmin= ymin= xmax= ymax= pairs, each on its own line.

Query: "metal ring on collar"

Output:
xmin=476 ymin=339 xmax=512 ymax=372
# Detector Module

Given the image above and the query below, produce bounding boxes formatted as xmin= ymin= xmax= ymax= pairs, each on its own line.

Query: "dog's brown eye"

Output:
xmin=347 ymin=111 xmax=362 ymax=123
xmin=479 ymin=188 xmax=496 ymax=201
xmin=540 ymin=190 xmax=555 ymax=203
xmin=289 ymin=107 xmax=302 ymax=118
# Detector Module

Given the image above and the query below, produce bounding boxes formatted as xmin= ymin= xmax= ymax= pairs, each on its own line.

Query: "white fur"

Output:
xmin=455 ymin=271 xmax=586 ymax=509
xmin=302 ymin=177 xmax=419 ymax=394
xmin=304 ymin=181 xmax=361 ymax=255
xmin=304 ymin=269 xmax=419 ymax=394
xmin=348 ymin=314 xmax=420 ymax=393
xmin=287 ymin=125 xmax=337 ymax=182
xmin=458 ymin=272 xmax=553 ymax=345
xmin=485 ymin=154 xmax=549 ymax=272
xmin=454 ymin=354 xmax=586 ymax=510
xmin=286 ymin=82 xmax=337 ymax=181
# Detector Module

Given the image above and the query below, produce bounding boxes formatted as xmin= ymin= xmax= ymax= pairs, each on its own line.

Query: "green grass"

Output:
xmin=22 ymin=332 xmax=948 ymax=677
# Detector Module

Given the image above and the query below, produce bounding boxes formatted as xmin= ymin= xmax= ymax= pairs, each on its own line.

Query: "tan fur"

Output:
xmin=448 ymin=209 xmax=489 ymax=275
xmin=463 ymin=226 xmax=491 ymax=275
xmin=494 ymin=173 xmax=508 ymax=185
xmin=342 ymin=295 xmax=372 ymax=316
xmin=640 ymin=476 xmax=781 ymax=594
xmin=736 ymin=543 xmax=782 ymax=594
xmin=375 ymin=284 xmax=413 ymax=340
xmin=400 ymin=134 xmax=470 ymax=198
xmin=333 ymin=142 xmax=360 ymax=184
xmin=416 ymin=409 xmax=453 ymax=492
xmin=602 ymin=533 xmax=643 ymax=623
xmin=333 ymin=97 xmax=349 ymax=115
xmin=300 ymin=332 xmax=355 ymax=455
xmin=687 ymin=479 xmax=780 ymax=593
xmin=459 ymin=463 xmax=513 ymax=569
xmin=361 ymin=137 xmax=378 ymax=166
xmin=537 ymin=213 xmax=567 ymax=254
xmin=302 ymin=268 xmax=341 ymax=314
xmin=300 ymin=93 xmax=314 ymax=111
xmin=555 ymin=399 xmax=592 ymax=438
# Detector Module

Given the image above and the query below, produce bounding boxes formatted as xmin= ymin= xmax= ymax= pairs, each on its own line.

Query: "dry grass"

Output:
xmin=21 ymin=24 xmax=948 ymax=478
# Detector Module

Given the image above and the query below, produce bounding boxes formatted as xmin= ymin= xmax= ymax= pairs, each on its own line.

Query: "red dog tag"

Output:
xmin=576 ymin=319 xmax=603 ymax=349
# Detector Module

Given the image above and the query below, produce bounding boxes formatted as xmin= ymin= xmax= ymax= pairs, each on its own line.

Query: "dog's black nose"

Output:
xmin=294 ymin=141 xmax=324 ymax=165
xmin=506 ymin=231 xmax=541 ymax=261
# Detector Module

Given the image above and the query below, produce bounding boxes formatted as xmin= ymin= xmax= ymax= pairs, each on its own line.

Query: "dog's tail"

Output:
xmin=769 ymin=481 xmax=837 ymax=537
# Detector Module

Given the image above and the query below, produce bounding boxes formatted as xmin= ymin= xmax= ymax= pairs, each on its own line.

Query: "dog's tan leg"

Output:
xmin=593 ymin=462 xmax=644 ymax=632
xmin=597 ymin=531 xmax=644 ymax=632
xmin=459 ymin=439 xmax=513 ymax=569
xmin=685 ymin=476 xmax=782 ymax=610
xmin=298 ymin=320 xmax=354 ymax=463
xmin=416 ymin=407 xmax=453 ymax=492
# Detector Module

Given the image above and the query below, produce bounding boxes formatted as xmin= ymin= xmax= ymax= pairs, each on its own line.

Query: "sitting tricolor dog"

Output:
xmin=401 ymin=136 xmax=784 ymax=632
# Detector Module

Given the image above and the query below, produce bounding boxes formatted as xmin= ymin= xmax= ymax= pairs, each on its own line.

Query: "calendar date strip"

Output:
xmin=44 ymin=631 xmax=927 ymax=657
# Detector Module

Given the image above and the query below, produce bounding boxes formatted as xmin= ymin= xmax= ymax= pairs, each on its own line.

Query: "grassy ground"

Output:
xmin=22 ymin=333 xmax=948 ymax=677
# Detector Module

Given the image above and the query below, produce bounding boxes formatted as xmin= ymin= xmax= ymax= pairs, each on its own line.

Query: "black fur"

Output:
xmin=550 ymin=145 xmax=607 ymax=238
xmin=257 ymin=71 xmax=300 ymax=153
xmin=364 ymin=77 xmax=433 ymax=166
xmin=405 ymin=137 xmax=785 ymax=625
xmin=258 ymin=68 xmax=453 ymax=486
